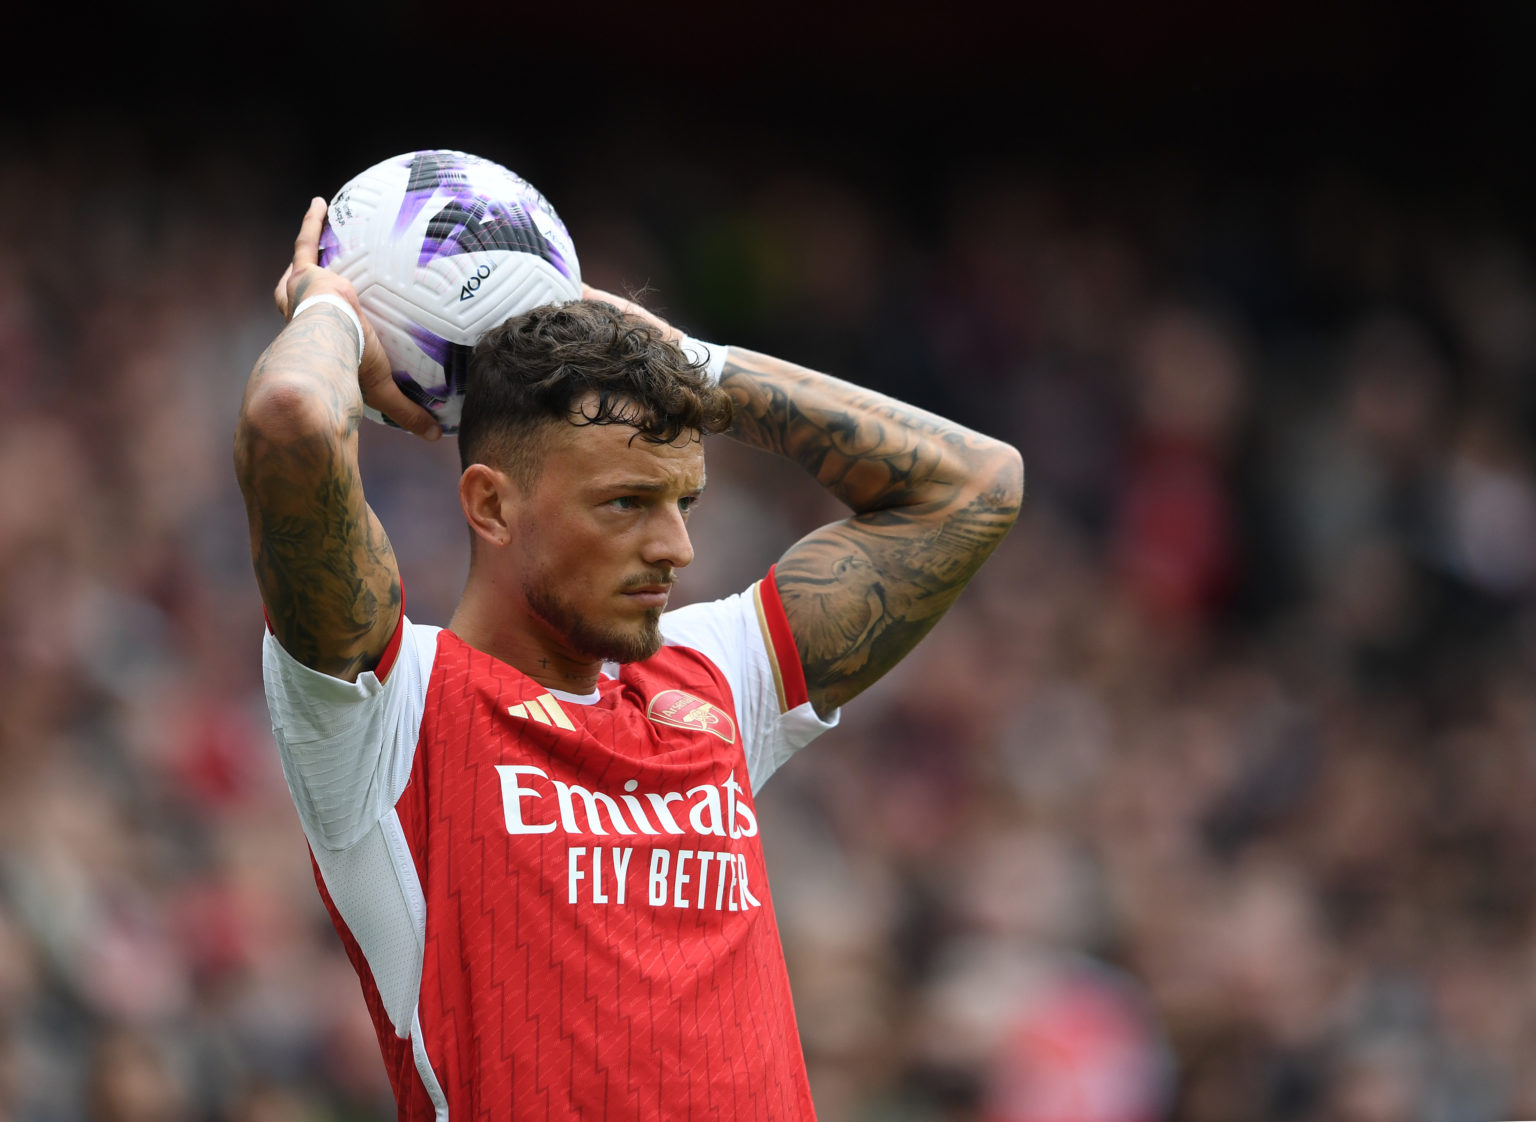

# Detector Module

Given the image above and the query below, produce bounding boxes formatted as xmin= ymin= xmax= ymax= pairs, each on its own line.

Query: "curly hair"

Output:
xmin=458 ymin=300 xmax=734 ymax=486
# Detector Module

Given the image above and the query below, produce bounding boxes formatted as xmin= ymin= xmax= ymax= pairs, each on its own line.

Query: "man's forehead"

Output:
xmin=550 ymin=418 xmax=706 ymax=484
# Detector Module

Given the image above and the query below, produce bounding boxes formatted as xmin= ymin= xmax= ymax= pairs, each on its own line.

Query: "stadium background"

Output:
xmin=6 ymin=2 xmax=1536 ymax=1118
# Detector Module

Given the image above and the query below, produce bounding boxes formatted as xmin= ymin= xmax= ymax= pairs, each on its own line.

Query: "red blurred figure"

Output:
xmin=984 ymin=960 xmax=1172 ymax=1122
xmin=1112 ymin=307 xmax=1246 ymax=629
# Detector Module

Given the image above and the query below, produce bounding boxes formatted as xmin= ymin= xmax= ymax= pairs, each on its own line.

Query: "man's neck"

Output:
xmin=449 ymin=585 xmax=603 ymax=695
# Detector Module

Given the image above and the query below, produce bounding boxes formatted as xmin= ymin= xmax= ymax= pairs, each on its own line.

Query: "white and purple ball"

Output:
xmin=319 ymin=149 xmax=582 ymax=434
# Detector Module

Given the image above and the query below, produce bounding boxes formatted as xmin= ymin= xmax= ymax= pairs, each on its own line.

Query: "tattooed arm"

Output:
xmin=719 ymin=349 xmax=1023 ymax=716
xmin=578 ymin=284 xmax=1023 ymax=716
xmin=234 ymin=198 xmax=441 ymax=681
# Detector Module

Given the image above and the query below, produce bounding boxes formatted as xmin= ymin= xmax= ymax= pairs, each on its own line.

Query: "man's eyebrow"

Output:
xmin=594 ymin=478 xmax=707 ymax=494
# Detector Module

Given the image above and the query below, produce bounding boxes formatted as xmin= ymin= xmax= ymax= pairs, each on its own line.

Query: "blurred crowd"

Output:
xmin=6 ymin=122 xmax=1536 ymax=1122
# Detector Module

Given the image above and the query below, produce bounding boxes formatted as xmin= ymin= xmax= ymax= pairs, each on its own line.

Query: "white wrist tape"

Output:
xmin=292 ymin=293 xmax=366 ymax=364
xmin=679 ymin=336 xmax=727 ymax=387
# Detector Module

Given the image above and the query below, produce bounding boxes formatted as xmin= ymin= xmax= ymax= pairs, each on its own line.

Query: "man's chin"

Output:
xmin=559 ymin=616 xmax=663 ymax=665
xmin=527 ymin=585 xmax=663 ymax=664
xmin=587 ymin=627 xmax=662 ymax=665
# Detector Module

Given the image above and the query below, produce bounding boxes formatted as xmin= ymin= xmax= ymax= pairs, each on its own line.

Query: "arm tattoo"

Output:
xmin=235 ymin=307 xmax=401 ymax=680
xmin=722 ymin=348 xmax=1023 ymax=713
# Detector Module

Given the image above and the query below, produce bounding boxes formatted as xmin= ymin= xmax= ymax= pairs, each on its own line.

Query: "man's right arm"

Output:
xmin=234 ymin=198 xmax=439 ymax=682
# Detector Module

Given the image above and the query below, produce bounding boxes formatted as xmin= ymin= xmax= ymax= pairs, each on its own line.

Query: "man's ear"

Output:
xmin=460 ymin=463 xmax=515 ymax=548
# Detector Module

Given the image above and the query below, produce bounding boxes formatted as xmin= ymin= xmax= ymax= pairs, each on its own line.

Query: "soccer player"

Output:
xmin=235 ymin=197 xmax=1023 ymax=1119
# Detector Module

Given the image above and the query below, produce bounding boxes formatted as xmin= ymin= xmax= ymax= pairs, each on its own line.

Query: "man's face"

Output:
xmin=513 ymin=412 xmax=705 ymax=665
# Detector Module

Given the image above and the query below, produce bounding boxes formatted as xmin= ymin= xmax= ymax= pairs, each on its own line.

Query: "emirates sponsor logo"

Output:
xmin=646 ymin=689 xmax=735 ymax=743
xmin=493 ymin=765 xmax=766 ymax=911
xmin=564 ymin=845 xmax=763 ymax=911
xmin=493 ymin=766 xmax=758 ymax=841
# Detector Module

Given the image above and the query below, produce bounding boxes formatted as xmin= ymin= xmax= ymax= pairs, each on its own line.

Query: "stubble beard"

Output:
xmin=525 ymin=576 xmax=663 ymax=665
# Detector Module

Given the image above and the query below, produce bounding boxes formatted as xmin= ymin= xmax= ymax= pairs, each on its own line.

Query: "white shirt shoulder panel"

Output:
xmin=660 ymin=580 xmax=838 ymax=793
xmin=261 ymin=619 xmax=440 ymax=851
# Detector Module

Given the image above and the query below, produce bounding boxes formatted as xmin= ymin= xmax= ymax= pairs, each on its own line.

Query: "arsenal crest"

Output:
xmin=646 ymin=690 xmax=737 ymax=743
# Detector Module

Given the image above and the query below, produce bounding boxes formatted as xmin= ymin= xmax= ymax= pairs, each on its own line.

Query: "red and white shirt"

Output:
xmin=261 ymin=568 xmax=836 ymax=1120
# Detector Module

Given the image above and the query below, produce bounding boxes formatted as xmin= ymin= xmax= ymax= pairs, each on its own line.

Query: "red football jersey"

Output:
xmin=261 ymin=569 xmax=837 ymax=1120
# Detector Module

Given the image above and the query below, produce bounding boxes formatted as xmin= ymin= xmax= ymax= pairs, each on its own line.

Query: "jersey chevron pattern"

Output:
xmin=261 ymin=568 xmax=837 ymax=1120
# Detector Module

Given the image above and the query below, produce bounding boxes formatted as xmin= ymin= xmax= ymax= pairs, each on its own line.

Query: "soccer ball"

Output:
xmin=318 ymin=149 xmax=582 ymax=434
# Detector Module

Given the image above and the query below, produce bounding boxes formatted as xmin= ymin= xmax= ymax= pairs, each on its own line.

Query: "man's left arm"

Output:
xmin=720 ymin=347 xmax=1024 ymax=718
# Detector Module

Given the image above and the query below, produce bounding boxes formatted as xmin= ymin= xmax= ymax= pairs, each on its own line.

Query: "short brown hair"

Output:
xmin=459 ymin=300 xmax=734 ymax=486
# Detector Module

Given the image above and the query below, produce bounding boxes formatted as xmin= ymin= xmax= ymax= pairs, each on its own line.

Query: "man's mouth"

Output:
xmin=621 ymin=577 xmax=673 ymax=608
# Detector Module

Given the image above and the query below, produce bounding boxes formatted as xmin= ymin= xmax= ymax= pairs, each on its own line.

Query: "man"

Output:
xmin=235 ymin=197 xmax=1023 ymax=1119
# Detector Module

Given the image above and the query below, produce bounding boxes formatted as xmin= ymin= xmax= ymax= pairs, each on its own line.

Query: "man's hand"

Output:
xmin=277 ymin=197 xmax=441 ymax=442
xmin=582 ymin=283 xmax=685 ymax=346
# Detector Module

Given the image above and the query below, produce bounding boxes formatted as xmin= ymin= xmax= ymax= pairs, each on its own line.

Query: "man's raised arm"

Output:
xmin=234 ymin=198 xmax=441 ymax=682
xmin=721 ymin=348 xmax=1024 ymax=717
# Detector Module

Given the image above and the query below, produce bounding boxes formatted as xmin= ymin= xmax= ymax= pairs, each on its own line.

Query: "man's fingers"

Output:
xmin=581 ymin=284 xmax=678 ymax=339
xmin=279 ymin=198 xmax=329 ymax=317
xmin=291 ymin=197 xmax=327 ymax=272
xmin=273 ymin=264 xmax=294 ymax=316
xmin=358 ymin=341 xmax=442 ymax=442
xmin=582 ymin=283 xmax=646 ymax=318
xmin=367 ymin=377 xmax=443 ymax=442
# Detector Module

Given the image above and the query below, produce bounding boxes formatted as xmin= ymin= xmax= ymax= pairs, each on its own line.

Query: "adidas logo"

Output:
xmin=507 ymin=694 xmax=576 ymax=731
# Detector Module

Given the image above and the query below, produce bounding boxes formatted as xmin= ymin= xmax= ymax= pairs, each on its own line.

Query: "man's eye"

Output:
xmin=679 ymin=496 xmax=699 ymax=514
xmin=608 ymin=496 xmax=639 ymax=510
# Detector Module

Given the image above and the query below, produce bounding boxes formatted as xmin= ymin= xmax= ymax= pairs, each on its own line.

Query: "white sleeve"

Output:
xmin=660 ymin=572 xmax=838 ymax=793
xmin=261 ymin=618 xmax=440 ymax=851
